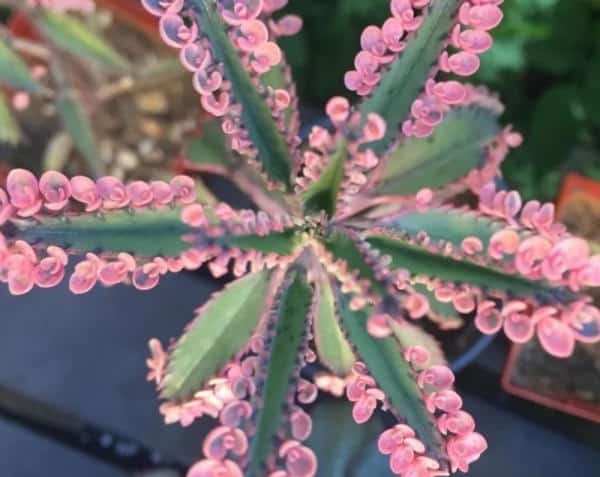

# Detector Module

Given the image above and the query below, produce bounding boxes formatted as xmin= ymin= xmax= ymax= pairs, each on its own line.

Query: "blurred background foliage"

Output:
xmin=281 ymin=0 xmax=600 ymax=201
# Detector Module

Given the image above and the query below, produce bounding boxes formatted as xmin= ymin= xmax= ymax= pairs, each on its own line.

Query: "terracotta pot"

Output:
xmin=501 ymin=174 xmax=600 ymax=423
xmin=502 ymin=342 xmax=600 ymax=424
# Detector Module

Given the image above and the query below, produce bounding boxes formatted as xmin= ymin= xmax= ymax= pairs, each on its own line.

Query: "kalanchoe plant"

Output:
xmin=1 ymin=0 xmax=600 ymax=476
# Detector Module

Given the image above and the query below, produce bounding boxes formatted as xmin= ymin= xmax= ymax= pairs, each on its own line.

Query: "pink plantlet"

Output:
xmin=403 ymin=345 xmax=431 ymax=368
xmin=146 ymin=338 xmax=168 ymax=385
xmin=447 ymin=432 xmax=488 ymax=473
xmin=0 ymin=189 xmax=15 ymax=226
xmin=69 ymin=253 xmax=103 ymax=295
xmin=277 ymin=440 xmax=317 ymax=477
xmin=7 ymin=169 xmax=42 ymax=217
xmin=368 ymin=313 xmax=394 ymax=338
xmin=203 ymin=426 xmax=249 ymax=460
xmin=290 ymin=408 xmax=312 ymax=441
xmin=71 ymin=176 xmax=102 ymax=212
xmin=501 ymin=301 xmax=534 ymax=344
xmin=186 ymin=459 xmax=243 ymax=477
xmin=12 ymin=91 xmax=31 ymax=111
xmin=39 ymin=171 xmax=72 ymax=211
xmin=404 ymin=292 xmax=430 ymax=319
xmin=269 ymin=15 xmax=303 ymax=38
xmin=33 ymin=245 xmax=68 ymax=288
xmin=474 ymin=300 xmax=503 ymax=335
xmin=99 ymin=253 xmax=136 ymax=286
xmin=127 ymin=181 xmax=154 ymax=208
xmin=159 ymin=13 xmax=198 ymax=48
xmin=141 ymin=0 xmax=184 ymax=17
xmin=96 ymin=176 xmax=130 ymax=210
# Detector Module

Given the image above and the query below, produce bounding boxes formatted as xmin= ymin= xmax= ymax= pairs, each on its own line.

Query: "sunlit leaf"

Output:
xmin=375 ymin=107 xmax=500 ymax=196
xmin=162 ymin=270 xmax=271 ymax=401
xmin=314 ymin=274 xmax=355 ymax=376
xmin=247 ymin=271 xmax=313 ymax=476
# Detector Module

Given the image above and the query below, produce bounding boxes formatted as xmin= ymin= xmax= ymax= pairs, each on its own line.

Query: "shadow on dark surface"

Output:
xmin=0 ymin=273 xmax=216 ymax=476
xmin=0 ymin=273 xmax=599 ymax=476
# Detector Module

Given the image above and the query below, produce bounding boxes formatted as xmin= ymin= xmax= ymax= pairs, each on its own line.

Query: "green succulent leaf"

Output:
xmin=56 ymin=92 xmax=103 ymax=178
xmin=380 ymin=208 xmax=545 ymax=321
xmin=374 ymin=107 xmax=501 ymax=196
xmin=306 ymin=398 xmax=393 ymax=477
xmin=365 ymin=232 xmax=553 ymax=296
xmin=390 ymin=320 xmax=447 ymax=366
xmin=224 ymin=229 xmax=303 ymax=255
xmin=386 ymin=207 xmax=502 ymax=248
xmin=303 ymin=140 xmax=348 ymax=216
xmin=185 ymin=119 xmax=232 ymax=172
xmin=189 ymin=0 xmax=293 ymax=189
xmin=247 ymin=271 xmax=313 ymax=477
xmin=0 ymin=93 xmax=21 ymax=145
xmin=15 ymin=207 xmax=191 ymax=258
xmin=337 ymin=292 xmax=445 ymax=460
xmin=37 ymin=12 xmax=129 ymax=70
xmin=360 ymin=0 xmax=461 ymax=154
xmin=13 ymin=206 xmax=301 ymax=257
xmin=314 ymin=275 xmax=355 ymax=376
xmin=0 ymin=38 xmax=43 ymax=93
xmin=162 ymin=270 xmax=271 ymax=401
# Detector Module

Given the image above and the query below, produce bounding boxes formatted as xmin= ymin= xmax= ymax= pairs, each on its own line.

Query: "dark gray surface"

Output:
xmin=464 ymin=394 xmax=600 ymax=476
xmin=0 ymin=274 xmax=217 ymax=477
xmin=0 ymin=273 xmax=599 ymax=476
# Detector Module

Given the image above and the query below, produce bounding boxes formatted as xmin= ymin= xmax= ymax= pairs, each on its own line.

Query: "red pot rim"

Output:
xmin=556 ymin=173 xmax=600 ymax=214
xmin=7 ymin=1 xmax=159 ymax=46
xmin=95 ymin=0 xmax=159 ymax=40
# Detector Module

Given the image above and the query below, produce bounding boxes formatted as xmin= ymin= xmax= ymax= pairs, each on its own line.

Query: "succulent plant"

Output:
xmin=1 ymin=1 xmax=600 ymax=476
